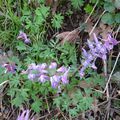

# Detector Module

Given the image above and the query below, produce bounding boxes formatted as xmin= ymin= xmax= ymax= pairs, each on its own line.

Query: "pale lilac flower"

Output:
xmin=49 ymin=62 xmax=57 ymax=69
xmin=57 ymin=66 xmax=67 ymax=73
xmin=50 ymin=75 xmax=60 ymax=88
xmin=17 ymin=110 xmax=34 ymax=120
xmin=17 ymin=31 xmax=27 ymax=40
xmin=17 ymin=31 xmax=31 ymax=44
xmin=104 ymin=34 xmax=118 ymax=51
xmin=28 ymin=74 xmax=36 ymax=80
xmin=79 ymin=67 xmax=85 ymax=78
xmin=38 ymin=74 xmax=49 ymax=83
xmin=24 ymin=38 xmax=31 ymax=44
xmin=61 ymin=68 xmax=70 ymax=84
xmin=26 ymin=62 xmax=70 ymax=89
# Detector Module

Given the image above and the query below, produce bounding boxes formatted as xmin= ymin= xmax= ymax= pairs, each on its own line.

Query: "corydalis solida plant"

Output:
xmin=79 ymin=33 xmax=118 ymax=78
xmin=26 ymin=62 xmax=70 ymax=89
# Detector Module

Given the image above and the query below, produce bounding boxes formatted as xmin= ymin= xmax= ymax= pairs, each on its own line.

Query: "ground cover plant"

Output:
xmin=0 ymin=0 xmax=120 ymax=120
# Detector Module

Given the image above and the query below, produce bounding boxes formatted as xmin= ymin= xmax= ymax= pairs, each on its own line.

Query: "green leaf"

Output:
xmin=84 ymin=4 xmax=93 ymax=14
xmin=101 ymin=13 xmax=114 ymax=25
xmin=114 ymin=0 xmax=120 ymax=9
xmin=12 ymin=95 xmax=24 ymax=107
xmin=104 ymin=2 xmax=115 ymax=12
xmin=115 ymin=13 xmax=120 ymax=23
xmin=69 ymin=108 xmax=78 ymax=117
xmin=31 ymin=100 xmax=42 ymax=113
xmin=16 ymin=41 xmax=26 ymax=51
xmin=35 ymin=5 xmax=50 ymax=25
xmin=52 ymin=13 xmax=64 ymax=29
xmin=71 ymin=0 xmax=84 ymax=9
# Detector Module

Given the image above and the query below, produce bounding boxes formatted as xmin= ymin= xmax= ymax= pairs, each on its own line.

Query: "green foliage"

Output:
xmin=104 ymin=2 xmax=115 ymax=12
xmin=53 ymin=72 xmax=105 ymax=117
xmin=71 ymin=0 xmax=84 ymax=9
xmin=115 ymin=13 xmax=120 ymax=23
xmin=31 ymin=98 xmax=42 ymax=113
xmin=54 ymin=89 xmax=93 ymax=117
xmin=0 ymin=0 xmax=119 ymax=119
xmin=35 ymin=5 xmax=50 ymax=26
xmin=84 ymin=4 xmax=93 ymax=14
xmin=51 ymin=13 xmax=64 ymax=29
xmin=101 ymin=0 xmax=120 ymax=25
xmin=101 ymin=13 xmax=114 ymax=25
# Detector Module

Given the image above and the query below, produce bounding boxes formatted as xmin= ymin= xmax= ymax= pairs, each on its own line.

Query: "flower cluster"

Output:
xmin=26 ymin=62 xmax=70 ymax=89
xmin=2 ymin=63 xmax=16 ymax=74
xmin=17 ymin=31 xmax=31 ymax=44
xmin=17 ymin=110 xmax=34 ymax=120
xmin=79 ymin=33 xmax=118 ymax=78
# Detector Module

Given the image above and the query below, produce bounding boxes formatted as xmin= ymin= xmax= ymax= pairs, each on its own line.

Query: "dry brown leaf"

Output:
xmin=85 ymin=16 xmax=100 ymax=40
xmin=56 ymin=29 xmax=79 ymax=44
xmin=99 ymin=23 xmax=113 ymax=39
xmin=46 ymin=0 xmax=59 ymax=15
xmin=85 ymin=15 xmax=113 ymax=40
xmin=79 ymin=80 xmax=93 ymax=88
xmin=45 ymin=0 xmax=53 ymax=6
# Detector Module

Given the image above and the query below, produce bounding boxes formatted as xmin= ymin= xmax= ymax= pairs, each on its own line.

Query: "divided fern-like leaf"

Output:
xmin=71 ymin=0 xmax=84 ymax=9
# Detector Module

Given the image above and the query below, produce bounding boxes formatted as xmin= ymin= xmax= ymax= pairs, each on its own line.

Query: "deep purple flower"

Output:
xmin=2 ymin=63 xmax=16 ymax=73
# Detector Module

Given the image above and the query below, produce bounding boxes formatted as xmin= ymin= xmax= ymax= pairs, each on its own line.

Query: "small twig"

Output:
xmin=0 ymin=80 xmax=9 ymax=87
xmin=58 ymin=108 xmax=68 ymax=120
xmin=89 ymin=10 xmax=106 ymax=35
xmin=85 ymin=0 xmax=99 ymax=23
xmin=115 ymin=25 xmax=120 ymax=39
xmin=103 ymin=52 xmax=120 ymax=93
xmin=45 ymin=96 xmax=50 ymax=114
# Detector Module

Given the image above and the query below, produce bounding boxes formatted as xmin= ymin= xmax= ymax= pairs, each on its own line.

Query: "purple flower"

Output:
xmin=104 ymin=34 xmax=118 ymax=51
xmin=28 ymin=74 xmax=36 ymax=80
xmin=2 ymin=63 xmax=16 ymax=74
xmin=50 ymin=75 xmax=60 ymax=88
xmin=61 ymin=68 xmax=69 ymax=84
xmin=26 ymin=62 xmax=70 ymax=89
xmin=49 ymin=62 xmax=57 ymax=69
xmin=91 ymin=62 xmax=97 ymax=70
xmin=24 ymin=38 xmax=31 ymax=44
xmin=27 ymin=63 xmax=37 ymax=70
xmin=17 ymin=31 xmax=27 ymax=40
xmin=57 ymin=66 xmax=67 ymax=73
xmin=17 ymin=110 xmax=34 ymax=120
xmin=79 ymin=33 xmax=118 ymax=78
xmin=38 ymin=74 xmax=49 ymax=83
xmin=17 ymin=31 xmax=31 ymax=44
xmin=79 ymin=67 xmax=85 ymax=78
